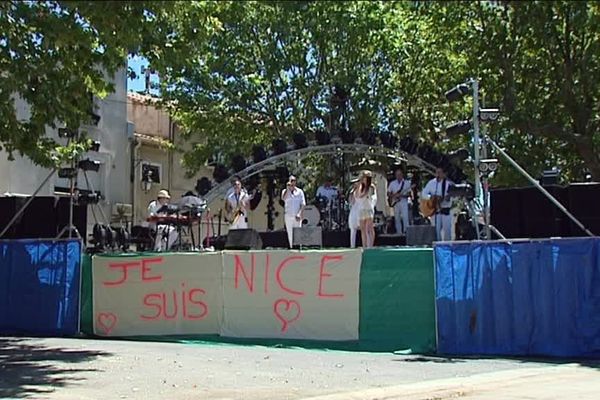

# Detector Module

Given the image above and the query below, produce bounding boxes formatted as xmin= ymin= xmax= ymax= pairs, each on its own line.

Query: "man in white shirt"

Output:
xmin=422 ymin=167 xmax=454 ymax=241
xmin=225 ymin=179 xmax=250 ymax=230
xmin=387 ymin=168 xmax=412 ymax=235
xmin=281 ymin=175 xmax=306 ymax=248
xmin=147 ymin=189 xmax=179 ymax=251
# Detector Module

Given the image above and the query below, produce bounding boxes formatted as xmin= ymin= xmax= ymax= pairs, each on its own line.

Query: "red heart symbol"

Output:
xmin=273 ymin=299 xmax=302 ymax=333
xmin=96 ymin=312 xmax=117 ymax=335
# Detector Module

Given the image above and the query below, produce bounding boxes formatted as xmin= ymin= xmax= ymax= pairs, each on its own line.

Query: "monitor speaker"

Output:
xmin=406 ymin=225 xmax=436 ymax=246
xmin=293 ymin=227 xmax=322 ymax=248
xmin=225 ymin=229 xmax=262 ymax=250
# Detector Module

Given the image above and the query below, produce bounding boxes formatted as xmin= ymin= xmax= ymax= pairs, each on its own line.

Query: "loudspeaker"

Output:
xmin=406 ymin=225 xmax=436 ymax=246
xmin=293 ymin=226 xmax=322 ymax=248
xmin=225 ymin=229 xmax=262 ymax=250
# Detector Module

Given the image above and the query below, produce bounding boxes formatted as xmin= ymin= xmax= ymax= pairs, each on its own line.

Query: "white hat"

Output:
xmin=157 ymin=189 xmax=170 ymax=199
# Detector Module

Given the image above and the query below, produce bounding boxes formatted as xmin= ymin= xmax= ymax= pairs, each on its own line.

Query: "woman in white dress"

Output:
xmin=353 ymin=170 xmax=377 ymax=248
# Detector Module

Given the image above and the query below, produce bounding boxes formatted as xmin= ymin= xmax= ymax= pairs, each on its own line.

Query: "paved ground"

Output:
xmin=1 ymin=337 xmax=599 ymax=399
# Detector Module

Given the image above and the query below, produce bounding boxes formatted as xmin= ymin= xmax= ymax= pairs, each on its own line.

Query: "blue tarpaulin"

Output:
xmin=435 ymin=238 xmax=600 ymax=357
xmin=0 ymin=239 xmax=81 ymax=335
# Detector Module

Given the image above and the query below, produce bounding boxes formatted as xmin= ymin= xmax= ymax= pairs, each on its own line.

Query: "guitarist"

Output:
xmin=387 ymin=167 xmax=412 ymax=235
xmin=423 ymin=166 xmax=454 ymax=241
xmin=225 ymin=179 xmax=250 ymax=230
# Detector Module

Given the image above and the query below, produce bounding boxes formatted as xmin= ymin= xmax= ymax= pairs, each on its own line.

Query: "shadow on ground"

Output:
xmin=0 ymin=337 xmax=111 ymax=399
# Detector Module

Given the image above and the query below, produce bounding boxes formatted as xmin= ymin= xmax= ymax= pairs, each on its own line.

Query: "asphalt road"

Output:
xmin=0 ymin=337 xmax=596 ymax=400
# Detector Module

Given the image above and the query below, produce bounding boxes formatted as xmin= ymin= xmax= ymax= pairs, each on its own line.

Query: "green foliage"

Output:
xmin=0 ymin=0 xmax=174 ymax=166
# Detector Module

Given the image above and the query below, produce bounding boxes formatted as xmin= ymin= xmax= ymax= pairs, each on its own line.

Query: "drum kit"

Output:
xmin=308 ymin=193 xmax=351 ymax=231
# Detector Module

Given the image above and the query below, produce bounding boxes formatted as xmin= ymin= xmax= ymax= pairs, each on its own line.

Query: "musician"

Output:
xmin=423 ymin=166 xmax=454 ymax=241
xmin=316 ymin=177 xmax=339 ymax=204
xmin=147 ymin=189 xmax=179 ymax=251
xmin=281 ymin=175 xmax=306 ymax=248
xmin=387 ymin=167 xmax=412 ymax=235
xmin=225 ymin=179 xmax=250 ymax=230
xmin=353 ymin=170 xmax=377 ymax=248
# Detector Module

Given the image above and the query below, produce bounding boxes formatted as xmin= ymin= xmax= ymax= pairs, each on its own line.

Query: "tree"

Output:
xmin=0 ymin=1 xmax=179 ymax=166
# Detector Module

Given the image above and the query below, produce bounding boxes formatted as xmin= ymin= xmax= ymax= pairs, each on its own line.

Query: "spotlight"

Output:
xmin=58 ymin=128 xmax=77 ymax=138
xmin=58 ymin=168 xmax=77 ymax=179
xmin=445 ymin=120 xmax=472 ymax=137
xmin=339 ymin=128 xmax=355 ymax=144
xmin=478 ymin=158 xmax=499 ymax=175
xmin=252 ymin=145 xmax=267 ymax=163
xmin=78 ymin=158 xmax=101 ymax=172
xmin=360 ymin=128 xmax=377 ymax=145
xmin=380 ymin=130 xmax=397 ymax=149
xmin=399 ymin=136 xmax=418 ymax=154
xmin=448 ymin=183 xmax=475 ymax=200
xmin=231 ymin=154 xmax=247 ymax=172
xmin=479 ymin=108 xmax=500 ymax=122
xmin=195 ymin=177 xmax=212 ymax=196
xmin=445 ymin=83 xmax=470 ymax=103
xmin=540 ymin=168 xmax=560 ymax=186
xmin=88 ymin=141 xmax=101 ymax=152
xmin=293 ymin=132 xmax=308 ymax=149
xmin=78 ymin=191 xmax=102 ymax=205
xmin=212 ymin=164 xmax=229 ymax=183
xmin=315 ymin=130 xmax=331 ymax=146
xmin=448 ymin=148 xmax=470 ymax=164
xmin=272 ymin=139 xmax=288 ymax=155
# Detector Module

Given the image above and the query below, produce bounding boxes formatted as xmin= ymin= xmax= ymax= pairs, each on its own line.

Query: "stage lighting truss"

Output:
xmin=202 ymin=143 xmax=438 ymax=204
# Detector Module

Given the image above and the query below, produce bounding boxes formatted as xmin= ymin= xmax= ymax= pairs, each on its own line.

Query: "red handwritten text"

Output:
xmin=140 ymin=282 xmax=209 ymax=321
xmin=103 ymin=257 xmax=163 ymax=286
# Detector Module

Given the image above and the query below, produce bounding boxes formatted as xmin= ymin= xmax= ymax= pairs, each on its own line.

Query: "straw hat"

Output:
xmin=157 ymin=189 xmax=171 ymax=199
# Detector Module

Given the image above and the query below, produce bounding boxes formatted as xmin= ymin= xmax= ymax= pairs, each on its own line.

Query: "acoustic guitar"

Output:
xmin=419 ymin=194 xmax=451 ymax=218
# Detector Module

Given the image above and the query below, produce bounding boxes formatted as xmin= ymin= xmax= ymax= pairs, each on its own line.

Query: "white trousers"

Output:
xmin=230 ymin=217 xmax=248 ymax=230
xmin=393 ymin=200 xmax=410 ymax=235
xmin=154 ymin=224 xmax=179 ymax=251
xmin=432 ymin=213 xmax=452 ymax=242
xmin=284 ymin=215 xmax=302 ymax=248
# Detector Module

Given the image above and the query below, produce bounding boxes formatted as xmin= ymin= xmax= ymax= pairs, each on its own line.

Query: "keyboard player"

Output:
xmin=147 ymin=189 xmax=179 ymax=251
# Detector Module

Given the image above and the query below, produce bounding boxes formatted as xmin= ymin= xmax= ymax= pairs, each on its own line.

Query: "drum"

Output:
xmin=302 ymin=205 xmax=321 ymax=227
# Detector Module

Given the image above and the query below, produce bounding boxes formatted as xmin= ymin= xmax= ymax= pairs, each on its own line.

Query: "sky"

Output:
xmin=127 ymin=55 xmax=160 ymax=95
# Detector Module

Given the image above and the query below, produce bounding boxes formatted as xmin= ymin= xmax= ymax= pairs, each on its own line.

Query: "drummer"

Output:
xmin=316 ymin=177 xmax=339 ymax=206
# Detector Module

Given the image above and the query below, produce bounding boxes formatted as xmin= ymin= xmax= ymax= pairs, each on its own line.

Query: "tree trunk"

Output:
xmin=573 ymin=135 xmax=600 ymax=181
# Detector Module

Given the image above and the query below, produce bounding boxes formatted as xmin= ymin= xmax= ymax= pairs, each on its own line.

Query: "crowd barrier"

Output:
xmin=435 ymin=238 xmax=600 ymax=357
xmin=3 ymin=237 xmax=600 ymax=358
xmin=0 ymin=239 xmax=81 ymax=335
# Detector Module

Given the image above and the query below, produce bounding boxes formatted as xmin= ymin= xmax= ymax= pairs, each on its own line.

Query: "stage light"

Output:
xmin=478 ymin=158 xmax=499 ymax=175
xmin=540 ymin=168 xmax=560 ymax=186
xmin=339 ymin=129 xmax=355 ymax=144
xmin=231 ymin=154 xmax=247 ymax=172
xmin=272 ymin=139 xmax=288 ymax=155
xmin=399 ymin=136 xmax=418 ymax=154
xmin=78 ymin=158 xmax=101 ymax=172
xmin=88 ymin=141 xmax=101 ymax=152
xmin=315 ymin=130 xmax=331 ymax=146
xmin=195 ymin=177 xmax=212 ymax=196
xmin=380 ymin=131 xmax=397 ymax=149
xmin=293 ymin=132 xmax=308 ymax=149
xmin=58 ymin=168 xmax=77 ymax=179
xmin=78 ymin=191 xmax=102 ymax=205
xmin=212 ymin=164 xmax=229 ymax=183
xmin=479 ymin=108 xmax=500 ymax=122
xmin=448 ymin=148 xmax=470 ymax=164
xmin=448 ymin=183 xmax=475 ymax=200
xmin=360 ymin=129 xmax=377 ymax=145
xmin=445 ymin=83 xmax=470 ymax=103
xmin=445 ymin=120 xmax=472 ymax=137
xmin=252 ymin=145 xmax=267 ymax=163
xmin=58 ymin=128 xmax=77 ymax=138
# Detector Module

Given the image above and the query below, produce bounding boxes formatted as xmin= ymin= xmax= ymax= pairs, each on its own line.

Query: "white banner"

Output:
xmin=92 ymin=250 xmax=362 ymax=341
xmin=221 ymin=249 xmax=361 ymax=340
xmin=93 ymin=253 xmax=222 ymax=336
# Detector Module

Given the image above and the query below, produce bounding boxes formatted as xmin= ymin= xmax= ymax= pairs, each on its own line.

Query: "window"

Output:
xmin=141 ymin=162 xmax=162 ymax=184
